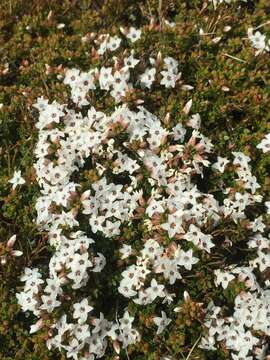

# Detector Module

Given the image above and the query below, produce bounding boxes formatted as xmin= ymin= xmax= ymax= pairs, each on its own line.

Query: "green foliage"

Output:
xmin=0 ymin=0 xmax=269 ymax=358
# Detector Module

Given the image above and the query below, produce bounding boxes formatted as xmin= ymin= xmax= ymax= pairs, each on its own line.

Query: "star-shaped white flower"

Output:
xmin=212 ymin=156 xmax=230 ymax=173
xmin=73 ymin=298 xmax=93 ymax=324
xmin=9 ymin=170 xmax=25 ymax=189
xmin=119 ymin=244 xmax=132 ymax=259
xmin=153 ymin=311 xmax=171 ymax=335
xmin=257 ymin=133 xmax=270 ymax=153
xmin=126 ymin=27 xmax=142 ymax=43
xmin=214 ymin=269 xmax=235 ymax=289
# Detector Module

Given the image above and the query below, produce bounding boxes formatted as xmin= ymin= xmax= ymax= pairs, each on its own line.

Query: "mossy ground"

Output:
xmin=0 ymin=0 xmax=269 ymax=359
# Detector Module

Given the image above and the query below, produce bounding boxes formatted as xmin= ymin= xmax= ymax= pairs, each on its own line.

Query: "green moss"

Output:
xmin=0 ymin=0 xmax=269 ymax=358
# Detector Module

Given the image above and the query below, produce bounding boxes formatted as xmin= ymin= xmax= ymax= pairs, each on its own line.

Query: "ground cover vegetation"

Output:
xmin=0 ymin=0 xmax=269 ymax=359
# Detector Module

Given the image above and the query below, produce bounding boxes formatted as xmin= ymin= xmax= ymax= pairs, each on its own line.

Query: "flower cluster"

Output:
xmin=119 ymin=238 xmax=199 ymax=302
xmin=15 ymin=22 xmax=270 ymax=360
xmin=44 ymin=310 xmax=139 ymax=359
xmin=201 ymin=289 xmax=270 ymax=360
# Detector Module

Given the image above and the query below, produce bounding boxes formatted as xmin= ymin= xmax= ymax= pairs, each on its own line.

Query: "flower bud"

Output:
xmin=7 ymin=234 xmax=17 ymax=248
xmin=113 ymin=340 xmax=120 ymax=354
xmin=11 ymin=250 xmax=23 ymax=257
xmin=1 ymin=256 xmax=7 ymax=265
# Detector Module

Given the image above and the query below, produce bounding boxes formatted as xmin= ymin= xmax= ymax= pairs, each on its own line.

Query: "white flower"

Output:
xmin=212 ymin=156 xmax=230 ymax=173
xmin=40 ymin=294 xmax=61 ymax=313
xmin=63 ymin=68 xmax=80 ymax=86
xmin=99 ymin=66 xmax=114 ymax=90
xmin=214 ymin=269 xmax=235 ymax=289
xmin=252 ymin=251 xmax=270 ymax=272
xmin=248 ymin=28 xmax=269 ymax=55
xmin=92 ymin=252 xmax=106 ymax=272
xmin=187 ymin=113 xmax=201 ymax=129
xmin=119 ymin=244 xmax=132 ymax=259
xmin=118 ymin=278 xmax=137 ymax=298
xmin=16 ymin=292 xmax=39 ymax=313
xmin=140 ymin=68 xmax=156 ymax=89
xmin=160 ymin=212 xmax=184 ymax=238
xmin=176 ymin=249 xmax=199 ymax=270
xmin=248 ymin=216 xmax=265 ymax=233
xmin=161 ymin=260 xmax=182 ymax=285
xmin=172 ymin=123 xmax=186 ymax=142
xmin=73 ymin=323 xmax=91 ymax=343
xmin=97 ymin=35 xmax=121 ymax=54
xmin=163 ymin=57 xmax=178 ymax=73
xmin=119 ymin=325 xmax=140 ymax=348
xmin=153 ymin=311 xmax=171 ymax=334
xmin=119 ymin=311 xmax=134 ymax=329
xmin=36 ymin=102 xmax=65 ymax=129
xmin=89 ymin=214 xmax=106 ymax=233
xmin=160 ymin=70 xmax=180 ymax=88
xmin=73 ymin=298 xmax=93 ymax=324
xmin=126 ymin=27 xmax=142 ymax=42
xmin=141 ymin=239 xmax=163 ymax=260
xmin=145 ymin=279 xmax=165 ymax=302
xmin=257 ymin=133 xmax=270 ymax=153
xmin=146 ymin=199 xmax=165 ymax=217
xmin=107 ymin=35 xmax=121 ymax=51
xmin=9 ymin=170 xmax=25 ymax=189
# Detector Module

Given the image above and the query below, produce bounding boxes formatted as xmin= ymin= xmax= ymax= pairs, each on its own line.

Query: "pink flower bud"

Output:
xmin=7 ymin=234 xmax=17 ymax=248
xmin=113 ymin=340 xmax=120 ymax=354
xmin=30 ymin=319 xmax=44 ymax=334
